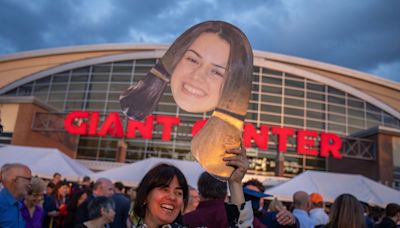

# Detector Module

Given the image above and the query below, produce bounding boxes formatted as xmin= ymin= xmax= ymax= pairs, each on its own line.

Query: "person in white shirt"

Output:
xmin=292 ymin=191 xmax=316 ymax=228
xmin=309 ymin=192 xmax=329 ymax=226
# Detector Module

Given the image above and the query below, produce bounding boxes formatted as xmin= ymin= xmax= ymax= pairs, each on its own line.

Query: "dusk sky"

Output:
xmin=1 ymin=0 xmax=399 ymax=82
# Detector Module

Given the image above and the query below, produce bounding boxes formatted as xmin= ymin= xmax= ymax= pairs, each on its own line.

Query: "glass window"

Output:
xmin=348 ymin=99 xmax=364 ymax=109
xmin=262 ymin=94 xmax=281 ymax=104
xmin=307 ymin=120 xmax=325 ymax=130
xmin=260 ymin=114 xmax=281 ymax=123
xmin=328 ymin=123 xmax=346 ymax=134
xmin=348 ymin=108 xmax=364 ymax=117
xmin=367 ymin=112 xmax=381 ymax=122
xmin=33 ymin=84 xmax=49 ymax=93
xmin=87 ymin=92 xmax=107 ymax=100
xmin=109 ymin=84 xmax=128 ymax=92
xmin=18 ymin=83 xmax=33 ymax=95
xmin=67 ymin=92 xmax=85 ymax=100
xmin=285 ymin=79 xmax=304 ymax=88
xmin=348 ymin=117 xmax=364 ymax=128
xmin=66 ymin=101 xmax=84 ymax=110
xmin=70 ymin=75 xmax=88 ymax=82
xmin=328 ymin=95 xmax=345 ymax=105
xmin=93 ymin=65 xmax=111 ymax=73
xmin=113 ymin=66 xmax=132 ymax=73
xmin=262 ymin=86 xmax=282 ymax=94
xmin=112 ymin=74 xmax=132 ymax=82
xmin=366 ymin=103 xmax=381 ymax=113
xmin=91 ymin=74 xmax=110 ymax=82
xmin=261 ymin=104 xmax=281 ymax=114
xmin=328 ymin=105 xmax=345 ymax=114
xmin=307 ymin=83 xmax=325 ymax=92
xmin=106 ymin=102 xmax=121 ymax=111
xmin=307 ymin=111 xmax=325 ymax=120
xmin=136 ymin=59 xmax=156 ymax=65
xmin=135 ymin=67 xmax=152 ymax=74
xmin=307 ymin=92 xmax=325 ymax=101
xmin=262 ymin=69 xmax=282 ymax=77
xmin=89 ymin=83 xmax=108 ymax=91
xmin=77 ymin=148 xmax=98 ymax=159
xmin=285 ymin=107 xmax=304 ymax=116
xmin=284 ymin=117 xmax=304 ymax=127
xmin=52 ymin=74 xmax=70 ymax=83
xmin=73 ymin=67 xmax=90 ymax=74
xmin=307 ymin=101 xmax=325 ymax=110
xmin=328 ymin=87 xmax=345 ymax=96
xmin=87 ymin=101 xmax=105 ymax=110
xmin=252 ymin=83 xmax=259 ymax=91
xmin=285 ymin=89 xmax=304 ymax=97
xmin=69 ymin=84 xmax=86 ymax=91
xmin=48 ymin=93 xmax=66 ymax=100
xmin=263 ymin=77 xmax=282 ymax=85
xmin=384 ymin=113 xmax=398 ymax=127
xmin=36 ymin=77 xmax=51 ymax=84
xmin=285 ymin=97 xmax=304 ymax=107
xmin=328 ymin=113 xmax=346 ymax=123
xmin=50 ymin=84 xmax=67 ymax=92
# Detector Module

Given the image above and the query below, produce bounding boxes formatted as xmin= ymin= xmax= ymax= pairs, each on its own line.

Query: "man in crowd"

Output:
xmin=183 ymin=186 xmax=200 ymax=214
xmin=183 ymin=171 xmax=231 ymax=227
xmin=51 ymin=172 xmax=62 ymax=185
xmin=375 ymin=203 xmax=400 ymax=228
xmin=75 ymin=177 xmax=114 ymax=225
xmin=110 ymin=181 xmax=130 ymax=228
xmin=292 ymin=191 xmax=316 ymax=228
xmin=309 ymin=192 xmax=328 ymax=226
xmin=243 ymin=179 xmax=297 ymax=227
xmin=0 ymin=163 xmax=32 ymax=227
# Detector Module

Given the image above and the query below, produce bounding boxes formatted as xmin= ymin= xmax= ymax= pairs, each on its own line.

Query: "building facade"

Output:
xmin=1 ymin=44 xmax=399 ymax=188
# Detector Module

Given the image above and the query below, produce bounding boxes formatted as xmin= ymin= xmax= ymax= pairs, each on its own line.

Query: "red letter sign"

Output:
xmin=320 ymin=132 xmax=342 ymax=159
xmin=243 ymin=124 xmax=269 ymax=149
xmin=64 ymin=111 xmax=89 ymax=135
xmin=97 ymin=112 xmax=124 ymax=138
xmin=297 ymin=130 xmax=318 ymax=156
xmin=126 ymin=115 xmax=154 ymax=139
xmin=156 ymin=116 xmax=180 ymax=141
xmin=192 ymin=119 xmax=207 ymax=137
xmin=271 ymin=127 xmax=294 ymax=152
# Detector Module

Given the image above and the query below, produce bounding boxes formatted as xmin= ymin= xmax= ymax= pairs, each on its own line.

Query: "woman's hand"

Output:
xmin=223 ymin=144 xmax=249 ymax=184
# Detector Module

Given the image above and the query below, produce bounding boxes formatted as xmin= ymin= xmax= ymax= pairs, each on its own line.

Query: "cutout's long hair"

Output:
xmin=120 ymin=20 xmax=253 ymax=119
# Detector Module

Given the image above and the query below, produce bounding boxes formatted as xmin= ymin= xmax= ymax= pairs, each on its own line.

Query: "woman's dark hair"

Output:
xmin=120 ymin=20 xmax=253 ymax=119
xmin=87 ymin=196 xmax=115 ymax=220
xmin=197 ymin=172 xmax=227 ymax=200
xmin=327 ymin=194 xmax=366 ymax=228
xmin=133 ymin=163 xmax=189 ymax=218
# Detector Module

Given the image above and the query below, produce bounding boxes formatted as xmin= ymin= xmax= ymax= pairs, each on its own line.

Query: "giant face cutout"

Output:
xmin=171 ymin=32 xmax=230 ymax=113
xmin=120 ymin=21 xmax=253 ymax=180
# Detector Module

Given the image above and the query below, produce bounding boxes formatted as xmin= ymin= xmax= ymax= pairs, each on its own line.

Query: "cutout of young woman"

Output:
xmin=120 ymin=21 xmax=253 ymax=179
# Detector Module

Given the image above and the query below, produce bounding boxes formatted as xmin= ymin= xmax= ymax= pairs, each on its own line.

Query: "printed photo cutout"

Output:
xmin=119 ymin=21 xmax=253 ymax=180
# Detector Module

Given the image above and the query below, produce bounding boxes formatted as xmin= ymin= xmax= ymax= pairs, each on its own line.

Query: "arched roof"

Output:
xmin=1 ymin=44 xmax=399 ymax=118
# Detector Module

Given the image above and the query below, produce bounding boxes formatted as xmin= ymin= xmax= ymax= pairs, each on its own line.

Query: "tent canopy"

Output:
xmin=91 ymin=157 xmax=206 ymax=188
xmin=265 ymin=170 xmax=400 ymax=207
xmin=0 ymin=144 xmax=93 ymax=180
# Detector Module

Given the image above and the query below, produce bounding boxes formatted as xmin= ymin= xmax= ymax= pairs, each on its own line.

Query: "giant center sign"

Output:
xmin=64 ymin=111 xmax=342 ymax=159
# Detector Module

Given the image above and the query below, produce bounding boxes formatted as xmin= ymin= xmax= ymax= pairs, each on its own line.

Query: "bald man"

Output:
xmin=0 ymin=163 xmax=32 ymax=228
xmin=292 ymin=191 xmax=316 ymax=228
xmin=74 ymin=177 xmax=114 ymax=225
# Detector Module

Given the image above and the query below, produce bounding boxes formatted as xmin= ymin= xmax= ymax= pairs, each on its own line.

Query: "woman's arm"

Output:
xmin=224 ymin=144 xmax=253 ymax=227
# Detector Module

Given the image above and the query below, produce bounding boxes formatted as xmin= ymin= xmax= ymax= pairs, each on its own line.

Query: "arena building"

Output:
xmin=0 ymin=44 xmax=399 ymax=188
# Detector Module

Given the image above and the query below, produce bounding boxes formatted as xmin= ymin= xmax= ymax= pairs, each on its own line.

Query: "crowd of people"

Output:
xmin=1 ymin=157 xmax=399 ymax=227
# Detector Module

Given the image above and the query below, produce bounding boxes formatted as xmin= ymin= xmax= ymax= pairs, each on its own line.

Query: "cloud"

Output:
xmin=0 ymin=0 xmax=399 ymax=82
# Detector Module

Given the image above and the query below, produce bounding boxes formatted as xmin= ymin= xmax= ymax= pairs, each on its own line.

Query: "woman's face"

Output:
xmin=25 ymin=191 xmax=44 ymax=206
xmin=144 ymin=176 xmax=184 ymax=226
xmin=171 ymin=32 xmax=230 ymax=113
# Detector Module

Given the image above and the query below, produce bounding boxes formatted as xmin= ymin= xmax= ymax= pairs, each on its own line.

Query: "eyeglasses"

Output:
xmin=15 ymin=176 xmax=32 ymax=182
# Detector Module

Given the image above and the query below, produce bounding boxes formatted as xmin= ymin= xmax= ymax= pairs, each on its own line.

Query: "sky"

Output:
xmin=1 ymin=0 xmax=399 ymax=83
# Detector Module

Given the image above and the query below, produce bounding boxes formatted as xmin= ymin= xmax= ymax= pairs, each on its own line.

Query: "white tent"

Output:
xmin=91 ymin=157 xmax=206 ymax=188
xmin=265 ymin=170 xmax=400 ymax=207
xmin=0 ymin=144 xmax=93 ymax=180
